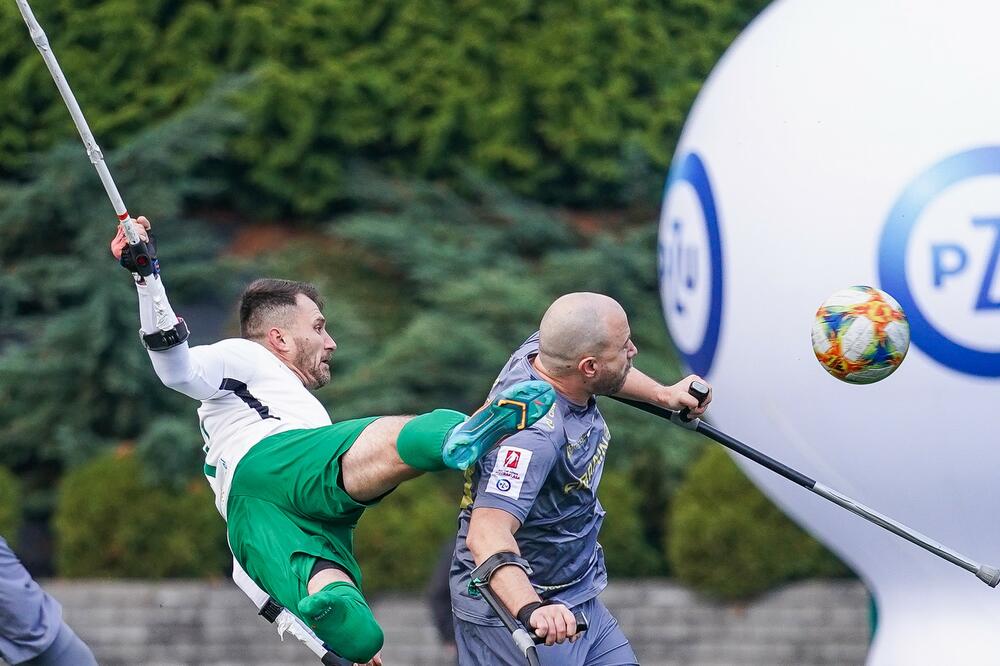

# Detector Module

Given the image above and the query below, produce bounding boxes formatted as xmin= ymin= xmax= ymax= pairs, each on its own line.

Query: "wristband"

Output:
xmin=516 ymin=599 xmax=555 ymax=629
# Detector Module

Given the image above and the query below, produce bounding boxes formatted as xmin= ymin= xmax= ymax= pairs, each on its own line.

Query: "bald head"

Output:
xmin=537 ymin=292 xmax=629 ymax=376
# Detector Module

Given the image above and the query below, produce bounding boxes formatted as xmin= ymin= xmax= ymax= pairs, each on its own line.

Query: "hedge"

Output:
xmin=1 ymin=0 xmax=770 ymax=213
xmin=668 ymin=446 xmax=849 ymax=600
xmin=53 ymin=448 xmax=228 ymax=577
xmin=0 ymin=466 xmax=21 ymax=548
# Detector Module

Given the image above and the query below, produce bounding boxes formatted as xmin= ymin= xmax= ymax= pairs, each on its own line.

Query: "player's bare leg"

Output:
xmin=340 ymin=380 xmax=557 ymax=502
xmin=340 ymin=416 xmax=420 ymax=502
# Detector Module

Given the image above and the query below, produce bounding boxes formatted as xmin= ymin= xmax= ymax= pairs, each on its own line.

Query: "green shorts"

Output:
xmin=227 ymin=418 xmax=381 ymax=614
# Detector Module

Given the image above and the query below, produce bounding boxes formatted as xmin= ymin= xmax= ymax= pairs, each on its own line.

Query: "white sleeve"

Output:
xmin=148 ymin=342 xmax=226 ymax=401
xmin=136 ymin=278 xmax=180 ymax=335
xmin=135 ymin=279 xmax=228 ymax=400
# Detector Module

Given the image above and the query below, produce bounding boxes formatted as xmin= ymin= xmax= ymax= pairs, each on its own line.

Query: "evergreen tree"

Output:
xmin=1 ymin=0 xmax=772 ymax=214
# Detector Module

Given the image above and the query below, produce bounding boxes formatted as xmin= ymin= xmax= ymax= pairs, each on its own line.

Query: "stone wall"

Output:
xmin=33 ymin=579 xmax=869 ymax=665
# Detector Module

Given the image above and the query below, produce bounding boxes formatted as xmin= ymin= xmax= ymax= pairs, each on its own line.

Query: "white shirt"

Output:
xmin=149 ymin=337 xmax=331 ymax=518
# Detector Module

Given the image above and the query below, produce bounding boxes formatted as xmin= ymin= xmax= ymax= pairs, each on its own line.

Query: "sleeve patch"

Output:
xmin=485 ymin=446 xmax=533 ymax=500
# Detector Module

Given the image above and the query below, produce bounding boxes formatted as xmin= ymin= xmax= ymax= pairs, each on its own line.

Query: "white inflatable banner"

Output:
xmin=658 ymin=1 xmax=1000 ymax=663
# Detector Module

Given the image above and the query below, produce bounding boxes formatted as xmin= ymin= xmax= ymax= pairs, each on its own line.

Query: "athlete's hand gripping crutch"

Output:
xmin=468 ymin=553 xmax=589 ymax=666
xmin=612 ymin=382 xmax=1000 ymax=588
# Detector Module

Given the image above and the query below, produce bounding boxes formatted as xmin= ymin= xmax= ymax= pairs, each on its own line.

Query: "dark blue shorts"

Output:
xmin=454 ymin=596 xmax=639 ymax=665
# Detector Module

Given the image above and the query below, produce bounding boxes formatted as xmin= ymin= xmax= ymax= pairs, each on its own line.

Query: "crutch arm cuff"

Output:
xmin=141 ymin=317 xmax=189 ymax=351
xmin=469 ymin=551 xmax=533 ymax=590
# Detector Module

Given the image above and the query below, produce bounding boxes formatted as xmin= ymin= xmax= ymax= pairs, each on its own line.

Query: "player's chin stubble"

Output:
xmin=313 ymin=359 xmax=332 ymax=388
xmin=295 ymin=339 xmax=332 ymax=389
xmin=594 ymin=362 xmax=631 ymax=396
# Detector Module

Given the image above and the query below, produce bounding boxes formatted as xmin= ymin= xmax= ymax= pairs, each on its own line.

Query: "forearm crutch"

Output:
xmin=468 ymin=553 xmax=589 ymax=666
xmin=612 ymin=382 xmax=1000 ymax=587
xmin=16 ymin=0 xmax=145 ymax=251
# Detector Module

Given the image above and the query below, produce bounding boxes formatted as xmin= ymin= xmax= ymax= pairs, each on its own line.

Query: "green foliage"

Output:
xmin=53 ymin=449 xmax=228 ymax=578
xmin=1 ymin=0 xmax=770 ymax=213
xmin=353 ymin=474 xmax=462 ymax=594
xmin=668 ymin=447 xmax=849 ymax=600
xmin=0 ymin=467 xmax=22 ymax=547
xmin=136 ymin=416 xmax=206 ymax=492
xmin=597 ymin=467 xmax=663 ymax=577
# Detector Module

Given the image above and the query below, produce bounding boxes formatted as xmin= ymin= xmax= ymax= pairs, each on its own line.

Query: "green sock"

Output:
xmin=396 ymin=409 xmax=466 ymax=471
xmin=297 ymin=581 xmax=383 ymax=663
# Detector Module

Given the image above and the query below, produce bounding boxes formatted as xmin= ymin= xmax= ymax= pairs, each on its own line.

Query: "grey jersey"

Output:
xmin=450 ymin=332 xmax=610 ymax=625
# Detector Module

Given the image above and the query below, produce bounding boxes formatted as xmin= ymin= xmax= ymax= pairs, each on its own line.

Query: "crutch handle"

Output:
xmin=530 ymin=610 xmax=589 ymax=644
xmin=678 ymin=379 xmax=711 ymax=422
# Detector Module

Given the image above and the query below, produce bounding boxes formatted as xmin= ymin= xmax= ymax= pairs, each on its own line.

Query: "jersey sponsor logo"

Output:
xmin=565 ymin=429 xmax=591 ymax=457
xmin=486 ymin=445 xmax=532 ymax=500
xmin=563 ymin=432 xmax=610 ymax=494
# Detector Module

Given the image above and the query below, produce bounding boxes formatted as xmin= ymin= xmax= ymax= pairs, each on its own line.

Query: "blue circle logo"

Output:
xmin=496 ymin=478 xmax=512 ymax=492
xmin=878 ymin=146 xmax=1000 ymax=376
xmin=658 ymin=152 xmax=725 ymax=377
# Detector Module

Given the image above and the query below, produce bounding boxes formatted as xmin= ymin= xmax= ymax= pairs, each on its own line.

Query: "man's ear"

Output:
xmin=578 ymin=357 xmax=599 ymax=379
xmin=265 ymin=327 xmax=289 ymax=352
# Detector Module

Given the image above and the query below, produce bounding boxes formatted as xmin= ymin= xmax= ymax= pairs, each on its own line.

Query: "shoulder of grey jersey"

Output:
xmin=489 ymin=331 xmax=541 ymax=395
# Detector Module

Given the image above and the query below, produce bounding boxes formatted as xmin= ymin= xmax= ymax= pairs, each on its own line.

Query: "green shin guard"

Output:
xmin=297 ymin=582 xmax=384 ymax=663
xmin=396 ymin=409 xmax=466 ymax=471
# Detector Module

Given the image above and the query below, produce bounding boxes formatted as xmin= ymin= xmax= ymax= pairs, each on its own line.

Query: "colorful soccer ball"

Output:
xmin=811 ymin=286 xmax=909 ymax=384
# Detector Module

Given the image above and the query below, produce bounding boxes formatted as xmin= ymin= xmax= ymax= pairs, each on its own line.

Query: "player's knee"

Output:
xmin=297 ymin=581 xmax=384 ymax=662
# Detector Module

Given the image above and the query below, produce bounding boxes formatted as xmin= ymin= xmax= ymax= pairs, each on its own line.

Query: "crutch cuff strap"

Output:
xmin=469 ymin=551 xmax=533 ymax=589
xmin=141 ymin=317 xmax=189 ymax=351
xmin=258 ymin=597 xmax=283 ymax=623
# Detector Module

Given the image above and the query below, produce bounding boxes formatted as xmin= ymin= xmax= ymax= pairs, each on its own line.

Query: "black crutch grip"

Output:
xmin=119 ymin=235 xmax=158 ymax=278
xmin=678 ymin=379 xmax=710 ymax=422
xmin=530 ymin=611 xmax=589 ymax=644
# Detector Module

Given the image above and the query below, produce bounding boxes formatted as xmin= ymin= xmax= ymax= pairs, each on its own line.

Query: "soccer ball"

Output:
xmin=811 ymin=286 xmax=910 ymax=384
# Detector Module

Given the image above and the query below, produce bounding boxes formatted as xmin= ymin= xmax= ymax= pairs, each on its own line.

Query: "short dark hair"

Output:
xmin=239 ymin=278 xmax=323 ymax=339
